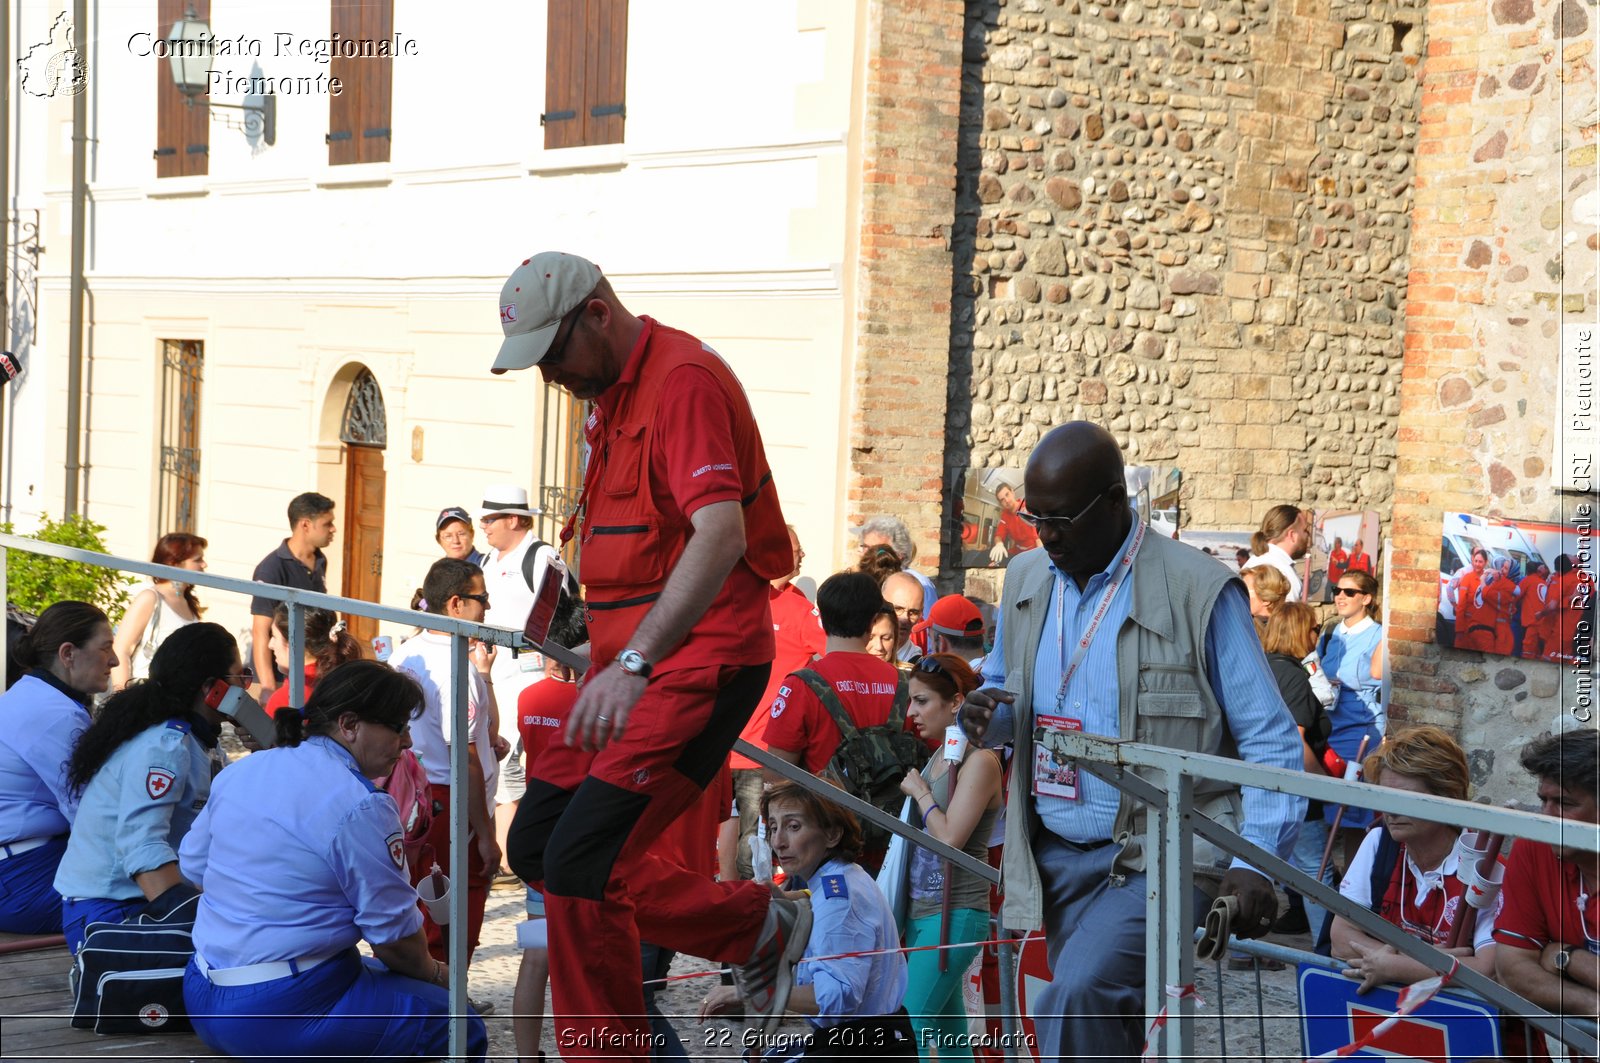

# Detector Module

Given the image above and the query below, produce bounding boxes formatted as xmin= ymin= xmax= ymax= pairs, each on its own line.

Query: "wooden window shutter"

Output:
xmin=155 ymin=0 xmax=209 ymax=178
xmin=542 ymin=0 xmax=584 ymax=150
xmin=327 ymin=0 xmax=393 ymax=165
xmin=359 ymin=0 xmax=393 ymax=163
xmin=584 ymin=0 xmax=627 ymax=147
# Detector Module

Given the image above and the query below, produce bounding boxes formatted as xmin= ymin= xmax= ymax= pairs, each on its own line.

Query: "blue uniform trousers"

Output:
xmin=183 ymin=947 xmax=487 ymax=1062
xmin=0 ymin=836 xmax=68 ymax=934
xmin=61 ymin=895 xmax=144 ymax=954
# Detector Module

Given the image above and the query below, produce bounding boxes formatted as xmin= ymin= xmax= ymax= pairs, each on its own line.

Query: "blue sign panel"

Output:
xmin=1298 ymin=963 xmax=1501 ymax=1062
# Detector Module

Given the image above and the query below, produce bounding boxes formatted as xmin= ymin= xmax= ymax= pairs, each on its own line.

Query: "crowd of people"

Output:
xmin=0 ymin=249 xmax=1596 ymax=1063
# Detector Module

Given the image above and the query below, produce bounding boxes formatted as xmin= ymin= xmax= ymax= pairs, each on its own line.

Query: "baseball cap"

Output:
xmin=491 ymin=251 xmax=603 ymax=375
xmin=926 ymin=594 xmax=985 ymax=639
xmin=436 ymin=506 xmax=472 ymax=533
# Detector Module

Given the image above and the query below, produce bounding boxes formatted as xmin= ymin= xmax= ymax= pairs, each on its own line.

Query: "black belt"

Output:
xmin=1063 ymin=837 xmax=1114 ymax=852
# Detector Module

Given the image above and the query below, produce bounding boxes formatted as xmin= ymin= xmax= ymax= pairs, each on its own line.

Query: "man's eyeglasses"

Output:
xmin=542 ymin=305 xmax=582 ymax=370
xmin=456 ymin=592 xmax=490 ymax=605
xmin=1018 ymin=485 xmax=1119 ymax=534
xmin=1333 ymin=587 xmax=1364 ymax=598
xmin=891 ymin=605 xmax=923 ymax=622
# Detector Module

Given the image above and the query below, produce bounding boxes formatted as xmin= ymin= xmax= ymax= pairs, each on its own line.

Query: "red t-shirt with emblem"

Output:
xmin=763 ymin=651 xmax=902 ymax=774
xmin=731 ymin=583 xmax=826 ymax=771
xmin=1494 ymin=838 xmax=1600 ymax=952
xmin=588 ymin=317 xmax=776 ymax=674
xmin=519 ymin=675 xmax=589 ymax=791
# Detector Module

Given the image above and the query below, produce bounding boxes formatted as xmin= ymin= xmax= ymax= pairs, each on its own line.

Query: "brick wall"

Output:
xmin=848 ymin=0 xmax=967 ymax=572
xmin=1389 ymin=0 xmax=1598 ymax=801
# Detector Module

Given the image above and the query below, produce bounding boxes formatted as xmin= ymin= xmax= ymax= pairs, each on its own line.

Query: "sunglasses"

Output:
xmin=542 ymin=305 xmax=583 ymax=370
xmin=914 ymin=656 xmax=947 ymax=677
xmin=1018 ymin=485 xmax=1119 ymax=533
xmin=219 ymin=666 xmax=255 ymax=685
xmin=456 ymin=592 xmax=490 ymax=605
xmin=1333 ymin=587 xmax=1366 ymax=598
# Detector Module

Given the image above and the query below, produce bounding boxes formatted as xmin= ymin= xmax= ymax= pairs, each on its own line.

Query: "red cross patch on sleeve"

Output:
xmin=146 ymin=767 xmax=177 ymax=800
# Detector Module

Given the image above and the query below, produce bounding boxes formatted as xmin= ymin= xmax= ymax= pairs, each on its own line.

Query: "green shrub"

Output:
xmin=3 ymin=514 xmax=133 ymax=624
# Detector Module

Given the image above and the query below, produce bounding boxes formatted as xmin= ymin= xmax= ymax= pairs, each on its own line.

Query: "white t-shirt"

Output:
xmin=1338 ymin=828 xmax=1498 ymax=953
xmin=391 ymin=632 xmax=495 ymax=800
xmin=1242 ymin=542 xmax=1304 ymax=601
xmin=481 ymin=531 xmax=565 ymax=683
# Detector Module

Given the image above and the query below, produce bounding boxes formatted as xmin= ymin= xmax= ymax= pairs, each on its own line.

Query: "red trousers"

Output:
xmin=409 ymin=783 xmax=489 ymax=965
xmin=508 ymin=663 xmax=773 ymax=1063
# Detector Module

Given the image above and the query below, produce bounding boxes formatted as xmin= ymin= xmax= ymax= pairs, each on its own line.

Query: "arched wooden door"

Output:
xmin=340 ymin=369 xmax=387 ymax=647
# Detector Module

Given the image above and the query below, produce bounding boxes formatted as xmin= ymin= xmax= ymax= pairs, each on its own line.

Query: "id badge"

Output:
xmin=1033 ymin=715 xmax=1083 ymax=800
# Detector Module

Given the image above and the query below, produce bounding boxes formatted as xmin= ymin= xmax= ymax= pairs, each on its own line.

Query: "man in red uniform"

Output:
xmin=1517 ymin=561 xmax=1552 ymax=659
xmin=493 ymin=252 xmax=808 ymax=1056
xmin=1494 ymin=728 xmax=1600 ymax=1033
xmin=1450 ymin=547 xmax=1496 ymax=652
xmin=1545 ymin=555 xmax=1596 ymax=665
xmin=729 ymin=525 xmax=824 ymax=879
xmin=764 ymin=570 xmax=904 ymax=777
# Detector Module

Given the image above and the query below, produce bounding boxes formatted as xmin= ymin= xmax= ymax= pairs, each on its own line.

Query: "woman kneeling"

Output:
xmin=180 ymin=660 xmax=485 ymax=1062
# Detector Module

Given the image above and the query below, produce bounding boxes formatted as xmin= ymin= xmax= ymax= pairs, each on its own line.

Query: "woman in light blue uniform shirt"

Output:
xmin=702 ymin=781 xmax=914 ymax=1059
xmin=0 ymin=602 xmax=116 ymax=933
xmin=55 ymin=622 xmax=241 ymax=951
xmin=1320 ymin=568 xmax=1385 ymax=846
xmin=180 ymin=659 xmax=486 ymax=1062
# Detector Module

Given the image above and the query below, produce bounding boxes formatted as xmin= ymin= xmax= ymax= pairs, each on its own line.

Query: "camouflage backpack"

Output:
xmin=790 ymin=668 xmax=923 ymax=851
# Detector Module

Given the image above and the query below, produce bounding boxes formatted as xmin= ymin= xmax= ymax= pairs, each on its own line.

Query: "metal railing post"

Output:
xmin=995 ymin=937 xmax=1022 ymax=1063
xmin=0 ymin=544 xmax=8 ymax=684
xmin=1161 ymin=768 xmax=1195 ymax=1060
xmin=1143 ymin=773 xmax=1166 ymax=1048
xmin=286 ymin=602 xmax=304 ymax=708
xmin=448 ymin=633 xmax=471 ymax=1062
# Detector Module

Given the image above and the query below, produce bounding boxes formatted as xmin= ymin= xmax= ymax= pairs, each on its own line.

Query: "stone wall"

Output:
xmin=1388 ymin=0 xmax=1598 ymax=803
xmin=847 ymin=0 xmax=966 ymax=569
xmin=948 ymin=0 xmax=1424 ymax=540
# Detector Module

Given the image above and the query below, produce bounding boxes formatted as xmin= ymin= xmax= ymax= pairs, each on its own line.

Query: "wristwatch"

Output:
xmin=1555 ymin=946 xmax=1573 ymax=973
xmin=617 ymin=648 xmax=653 ymax=679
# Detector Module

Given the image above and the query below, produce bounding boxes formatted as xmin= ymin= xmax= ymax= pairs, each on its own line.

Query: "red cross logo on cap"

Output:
xmin=500 ymin=303 xmax=518 ymax=324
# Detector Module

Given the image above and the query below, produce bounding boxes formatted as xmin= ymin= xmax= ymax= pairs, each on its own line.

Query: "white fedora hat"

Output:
xmin=477 ymin=484 xmax=540 ymax=518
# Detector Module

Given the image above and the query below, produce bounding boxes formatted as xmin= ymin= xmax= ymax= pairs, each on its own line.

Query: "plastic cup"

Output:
xmin=1465 ymin=859 xmax=1505 ymax=910
xmin=418 ymin=874 xmax=452 ymax=925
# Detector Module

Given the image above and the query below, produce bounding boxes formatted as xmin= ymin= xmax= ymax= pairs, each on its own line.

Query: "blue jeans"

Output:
xmin=183 ymin=947 xmax=486 ymax=1063
xmin=0 ymin=836 xmax=67 ymax=934
xmin=1287 ymin=816 xmax=1336 ymax=942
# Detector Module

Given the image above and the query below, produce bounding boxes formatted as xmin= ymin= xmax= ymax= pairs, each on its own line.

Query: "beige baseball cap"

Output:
xmin=491 ymin=251 xmax=603 ymax=374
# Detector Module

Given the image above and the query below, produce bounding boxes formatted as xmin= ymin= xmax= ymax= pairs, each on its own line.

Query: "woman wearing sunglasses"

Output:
xmin=54 ymin=622 xmax=241 ymax=952
xmin=180 ymin=660 xmax=487 ymax=1062
xmin=1319 ymin=570 xmax=1386 ymax=854
xmin=895 ymin=653 xmax=1004 ymax=1062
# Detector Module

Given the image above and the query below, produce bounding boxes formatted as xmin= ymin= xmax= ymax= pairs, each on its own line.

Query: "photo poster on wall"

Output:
xmin=1304 ymin=510 xmax=1382 ymax=603
xmin=1436 ymin=511 xmax=1595 ymax=665
xmin=954 ymin=465 xmax=1184 ymax=568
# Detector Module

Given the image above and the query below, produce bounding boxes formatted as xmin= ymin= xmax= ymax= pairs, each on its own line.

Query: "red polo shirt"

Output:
xmin=1495 ymin=838 xmax=1600 ymax=953
xmin=588 ymin=317 xmax=775 ymax=673
xmin=731 ymin=583 xmax=825 ymax=771
xmin=763 ymin=652 xmax=902 ymax=774
xmin=519 ymin=675 xmax=589 ymax=791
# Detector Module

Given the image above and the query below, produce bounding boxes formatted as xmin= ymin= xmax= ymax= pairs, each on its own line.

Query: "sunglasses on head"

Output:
xmin=914 ymin=656 xmax=947 ymax=677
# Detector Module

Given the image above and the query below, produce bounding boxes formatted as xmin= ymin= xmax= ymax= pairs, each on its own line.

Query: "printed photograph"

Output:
xmin=1305 ymin=510 xmax=1381 ymax=603
xmin=1436 ymin=511 xmax=1594 ymax=663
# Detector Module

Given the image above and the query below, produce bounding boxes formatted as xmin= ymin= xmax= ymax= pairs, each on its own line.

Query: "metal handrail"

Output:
xmin=0 ymin=531 xmax=561 ymax=1062
xmin=1055 ymin=731 xmax=1600 ymax=1061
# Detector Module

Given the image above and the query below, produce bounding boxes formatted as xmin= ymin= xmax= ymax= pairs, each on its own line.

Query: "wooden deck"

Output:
xmin=0 ymin=934 xmax=212 ymax=1062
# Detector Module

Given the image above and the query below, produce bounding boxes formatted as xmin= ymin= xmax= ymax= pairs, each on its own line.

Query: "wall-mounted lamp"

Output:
xmin=167 ymin=8 xmax=275 ymax=145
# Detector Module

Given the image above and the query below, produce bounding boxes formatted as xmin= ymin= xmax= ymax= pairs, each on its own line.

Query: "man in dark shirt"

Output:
xmin=249 ymin=492 xmax=335 ymax=698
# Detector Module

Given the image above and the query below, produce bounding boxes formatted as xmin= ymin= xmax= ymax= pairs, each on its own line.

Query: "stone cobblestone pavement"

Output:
xmin=464 ymin=887 xmax=1315 ymax=1062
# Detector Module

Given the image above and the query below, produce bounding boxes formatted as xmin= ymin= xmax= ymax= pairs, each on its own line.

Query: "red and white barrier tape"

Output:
xmin=1304 ymin=959 xmax=1459 ymax=1061
xmin=1140 ymin=983 xmax=1205 ymax=1062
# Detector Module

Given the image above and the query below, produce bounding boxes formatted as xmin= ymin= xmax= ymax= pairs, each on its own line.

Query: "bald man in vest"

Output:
xmin=960 ymin=421 xmax=1306 ymax=1063
xmin=490 ymin=252 xmax=807 ymax=1059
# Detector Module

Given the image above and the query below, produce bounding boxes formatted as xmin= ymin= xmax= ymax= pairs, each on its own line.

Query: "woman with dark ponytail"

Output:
xmin=262 ymin=604 xmax=365 ymax=719
xmin=179 ymin=660 xmax=487 ymax=1062
xmin=54 ymin=622 xmax=242 ymax=952
xmin=0 ymin=600 xmax=116 ymax=933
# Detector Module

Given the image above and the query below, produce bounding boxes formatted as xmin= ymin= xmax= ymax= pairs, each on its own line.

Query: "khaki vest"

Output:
xmin=996 ymin=530 xmax=1244 ymax=931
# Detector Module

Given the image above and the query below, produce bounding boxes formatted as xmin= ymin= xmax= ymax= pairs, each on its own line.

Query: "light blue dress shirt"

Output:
xmin=54 ymin=718 xmax=221 ymax=901
xmin=180 ymin=735 xmax=423 ymax=968
xmin=794 ymin=857 xmax=908 ymax=1024
xmin=981 ymin=522 xmax=1305 ymax=862
xmin=0 ymin=673 xmax=92 ymax=840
